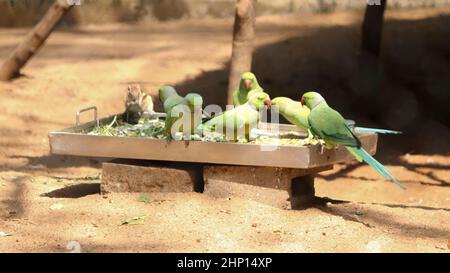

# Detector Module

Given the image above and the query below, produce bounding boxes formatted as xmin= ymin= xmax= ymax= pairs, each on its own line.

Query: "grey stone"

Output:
xmin=203 ymin=164 xmax=331 ymax=208
xmin=101 ymin=159 xmax=203 ymax=194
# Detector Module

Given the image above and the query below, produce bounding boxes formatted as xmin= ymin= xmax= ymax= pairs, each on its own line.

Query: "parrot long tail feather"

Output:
xmin=346 ymin=146 xmax=406 ymax=190
xmin=347 ymin=147 xmax=393 ymax=177
xmin=347 ymin=147 xmax=394 ymax=179
xmin=354 ymin=127 xmax=402 ymax=135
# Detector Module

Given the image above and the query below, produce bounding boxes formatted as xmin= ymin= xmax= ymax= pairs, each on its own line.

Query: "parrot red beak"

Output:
xmin=264 ymin=98 xmax=271 ymax=108
xmin=300 ymin=97 xmax=305 ymax=106
xmin=244 ymin=80 xmax=251 ymax=90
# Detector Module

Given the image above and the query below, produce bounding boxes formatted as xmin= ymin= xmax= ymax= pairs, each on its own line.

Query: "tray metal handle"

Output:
xmin=76 ymin=106 xmax=99 ymax=126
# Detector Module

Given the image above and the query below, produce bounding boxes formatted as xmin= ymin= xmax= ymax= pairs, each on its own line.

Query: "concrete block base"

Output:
xmin=289 ymin=175 xmax=316 ymax=210
xmin=100 ymin=159 xmax=330 ymax=209
xmin=203 ymin=165 xmax=331 ymax=209
xmin=101 ymin=159 xmax=203 ymax=194
xmin=205 ymin=178 xmax=291 ymax=209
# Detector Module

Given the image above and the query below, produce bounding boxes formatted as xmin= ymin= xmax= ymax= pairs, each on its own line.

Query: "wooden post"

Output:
xmin=0 ymin=0 xmax=73 ymax=81
xmin=361 ymin=0 xmax=387 ymax=57
xmin=227 ymin=0 xmax=256 ymax=105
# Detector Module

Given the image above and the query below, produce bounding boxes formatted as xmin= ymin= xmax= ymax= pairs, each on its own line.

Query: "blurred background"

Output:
xmin=2 ymin=0 xmax=450 ymax=26
xmin=0 ymin=0 xmax=449 ymax=171
xmin=0 ymin=0 xmax=448 ymax=253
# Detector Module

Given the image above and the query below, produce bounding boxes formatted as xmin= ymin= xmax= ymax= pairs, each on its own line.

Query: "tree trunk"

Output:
xmin=361 ymin=0 xmax=387 ymax=57
xmin=0 ymin=0 xmax=72 ymax=81
xmin=227 ymin=0 xmax=256 ymax=105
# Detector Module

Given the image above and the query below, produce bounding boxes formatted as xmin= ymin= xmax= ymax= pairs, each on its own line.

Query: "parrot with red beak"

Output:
xmin=300 ymin=91 xmax=405 ymax=189
xmin=271 ymin=97 xmax=315 ymax=139
xmin=271 ymin=97 xmax=401 ymax=139
xmin=232 ymin=72 xmax=265 ymax=106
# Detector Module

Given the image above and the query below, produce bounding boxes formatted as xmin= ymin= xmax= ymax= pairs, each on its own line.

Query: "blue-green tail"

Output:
xmin=354 ymin=127 xmax=402 ymax=135
xmin=346 ymin=147 xmax=406 ymax=190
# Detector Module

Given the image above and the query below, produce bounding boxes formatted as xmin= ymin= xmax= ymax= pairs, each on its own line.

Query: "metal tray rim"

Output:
xmin=48 ymin=111 xmax=378 ymax=169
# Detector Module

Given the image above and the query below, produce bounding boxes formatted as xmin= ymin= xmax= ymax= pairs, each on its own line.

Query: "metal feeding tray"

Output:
xmin=48 ymin=106 xmax=378 ymax=169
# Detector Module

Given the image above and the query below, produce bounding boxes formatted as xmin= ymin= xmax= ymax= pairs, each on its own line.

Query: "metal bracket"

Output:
xmin=76 ymin=106 xmax=99 ymax=127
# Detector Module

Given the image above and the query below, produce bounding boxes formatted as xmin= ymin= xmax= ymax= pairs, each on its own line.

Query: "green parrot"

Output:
xmin=270 ymin=97 xmax=400 ymax=139
xmin=202 ymin=92 xmax=271 ymax=141
xmin=184 ymin=93 xmax=204 ymax=135
xmin=159 ymin=86 xmax=203 ymax=139
xmin=271 ymin=97 xmax=314 ymax=138
xmin=232 ymin=72 xmax=265 ymax=106
xmin=300 ymin=91 xmax=405 ymax=189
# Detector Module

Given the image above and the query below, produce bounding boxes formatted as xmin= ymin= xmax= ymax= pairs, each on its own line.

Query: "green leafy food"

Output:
xmin=138 ymin=195 xmax=152 ymax=204
xmin=86 ymin=116 xmax=317 ymax=146
xmin=121 ymin=216 xmax=147 ymax=226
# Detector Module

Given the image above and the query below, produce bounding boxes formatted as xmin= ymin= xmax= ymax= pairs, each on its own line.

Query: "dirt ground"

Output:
xmin=0 ymin=8 xmax=449 ymax=253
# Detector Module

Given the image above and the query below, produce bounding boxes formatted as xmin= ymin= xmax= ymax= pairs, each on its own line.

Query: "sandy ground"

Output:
xmin=0 ymin=9 xmax=449 ymax=252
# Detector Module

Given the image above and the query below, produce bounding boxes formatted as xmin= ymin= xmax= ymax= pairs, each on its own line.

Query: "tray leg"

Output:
xmin=288 ymin=175 xmax=316 ymax=210
xmin=190 ymin=163 xmax=204 ymax=193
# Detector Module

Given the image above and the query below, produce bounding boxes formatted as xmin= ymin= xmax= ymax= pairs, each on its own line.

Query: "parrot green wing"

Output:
xmin=233 ymin=88 xmax=254 ymax=106
xmin=232 ymin=72 xmax=265 ymax=106
xmin=308 ymin=103 xmax=361 ymax=147
xmin=163 ymin=95 xmax=188 ymax=138
xmin=203 ymin=108 xmax=245 ymax=132
xmin=226 ymin=110 xmax=247 ymax=133
xmin=202 ymin=103 xmax=258 ymax=140
xmin=184 ymin=93 xmax=203 ymax=134
xmin=163 ymin=95 xmax=185 ymax=113
xmin=232 ymin=89 xmax=241 ymax=106
xmin=164 ymin=111 xmax=181 ymax=136
xmin=240 ymin=104 xmax=259 ymax=129
xmin=246 ymin=88 xmax=263 ymax=101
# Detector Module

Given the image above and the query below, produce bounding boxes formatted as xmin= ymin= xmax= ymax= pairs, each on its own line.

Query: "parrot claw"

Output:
xmin=319 ymin=144 xmax=325 ymax=155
